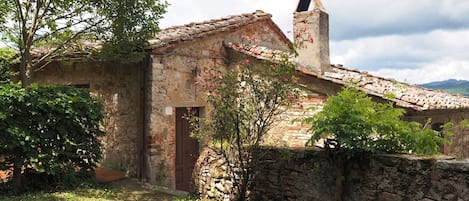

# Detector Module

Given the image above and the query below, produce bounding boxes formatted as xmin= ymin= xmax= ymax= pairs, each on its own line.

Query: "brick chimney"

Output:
xmin=294 ymin=0 xmax=330 ymax=74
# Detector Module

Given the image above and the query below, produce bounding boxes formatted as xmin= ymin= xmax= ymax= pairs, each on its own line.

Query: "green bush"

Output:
xmin=0 ymin=47 xmax=18 ymax=84
xmin=303 ymin=86 xmax=446 ymax=201
xmin=0 ymin=83 xmax=105 ymax=192
xmin=305 ymin=86 xmax=445 ymax=154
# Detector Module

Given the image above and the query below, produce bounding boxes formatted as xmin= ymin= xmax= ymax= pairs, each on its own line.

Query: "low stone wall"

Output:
xmin=193 ymin=148 xmax=236 ymax=201
xmin=193 ymin=147 xmax=469 ymax=201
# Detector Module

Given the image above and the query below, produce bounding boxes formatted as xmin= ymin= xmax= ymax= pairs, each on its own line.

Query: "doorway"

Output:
xmin=175 ymin=107 xmax=200 ymax=191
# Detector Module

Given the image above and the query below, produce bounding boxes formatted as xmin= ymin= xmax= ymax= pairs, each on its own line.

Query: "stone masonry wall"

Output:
xmin=32 ymin=61 xmax=141 ymax=176
xmin=263 ymin=92 xmax=327 ymax=147
xmin=194 ymin=147 xmax=469 ymax=201
xmin=146 ymin=20 xmax=290 ymax=189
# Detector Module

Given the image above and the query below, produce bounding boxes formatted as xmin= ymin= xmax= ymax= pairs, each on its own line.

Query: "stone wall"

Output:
xmin=194 ymin=147 xmax=469 ymax=201
xmin=32 ymin=61 xmax=142 ymax=176
xmin=263 ymin=92 xmax=327 ymax=147
xmin=193 ymin=148 xmax=236 ymax=201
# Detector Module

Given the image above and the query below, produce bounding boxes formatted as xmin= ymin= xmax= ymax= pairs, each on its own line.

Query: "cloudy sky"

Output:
xmin=159 ymin=0 xmax=469 ymax=84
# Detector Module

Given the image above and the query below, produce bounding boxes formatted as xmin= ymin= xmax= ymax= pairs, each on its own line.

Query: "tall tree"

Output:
xmin=0 ymin=0 xmax=168 ymax=87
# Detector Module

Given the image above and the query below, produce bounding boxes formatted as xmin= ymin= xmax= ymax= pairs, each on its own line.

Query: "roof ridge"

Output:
xmin=160 ymin=10 xmax=269 ymax=31
xmin=149 ymin=10 xmax=274 ymax=49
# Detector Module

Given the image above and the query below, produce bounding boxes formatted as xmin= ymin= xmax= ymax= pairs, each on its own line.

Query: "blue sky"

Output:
xmin=159 ymin=0 xmax=469 ymax=84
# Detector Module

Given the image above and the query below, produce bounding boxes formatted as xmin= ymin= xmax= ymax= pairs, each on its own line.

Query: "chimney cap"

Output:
xmin=296 ymin=0 xmax=326 ymax=12
xmin=296 ymin=0 xmax=311 ymax=12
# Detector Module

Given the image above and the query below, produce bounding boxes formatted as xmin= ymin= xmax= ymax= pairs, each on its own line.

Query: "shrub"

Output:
xmin=0 ymin=47 xmax=18 ymax=84
xmin=303 ymin=86 xmax=446 ymax=201
xmin=0 ymin=83 xmax=105 ymax=193
xmin=305 ymin=86 xmax=445 ymax=155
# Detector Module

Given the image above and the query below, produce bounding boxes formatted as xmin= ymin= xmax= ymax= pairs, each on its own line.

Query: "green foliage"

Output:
xmin=442 ymin=119 xmax=469 ymax=137
xmin=0 ymin=83 xmax=105 ymax=192
xmin=155 ymin=160 xmax=167 ymax=185
xmin=0 ymin=47 xmax=17 ymax=83
xmin=0 ymin=0 xmax=167 ymax=86
xmin=97 ymin=0 xmax=168 ymax=62
xmin=304 ymin=86 xmax=445 ymax=155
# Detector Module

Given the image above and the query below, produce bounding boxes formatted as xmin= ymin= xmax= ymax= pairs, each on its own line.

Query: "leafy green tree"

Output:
xmin=0 ymin=47 xmax=18 ymax=84
xmin=192 ymin=45 xmax=299 ymax=201
xmin=0 ymin=0 xmax=167 ymax=87
xmin=0 ymin=83 xmax=105 ymax=192
xmin=303 ymin=86 xmax=445 ymax=201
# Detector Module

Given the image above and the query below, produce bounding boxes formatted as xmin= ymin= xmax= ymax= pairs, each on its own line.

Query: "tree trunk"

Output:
xmin=19 ymin=59 xmax=33 ymax=87
xmin=237 ymin=169 xmax=249 ymax=201
xmin=12 ymin=156 xmax=23 ymax=193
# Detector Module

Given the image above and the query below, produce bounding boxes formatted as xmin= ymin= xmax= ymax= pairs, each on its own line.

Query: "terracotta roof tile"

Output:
xmin=149 ymin=10 xmax=278 ymax=49
xmin=323 ymin=66 xmax=469 ymax=110
xmin=228 ymin=43 xmax=469 ymax=111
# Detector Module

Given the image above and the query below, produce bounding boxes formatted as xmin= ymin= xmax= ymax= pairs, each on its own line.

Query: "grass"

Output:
xmin=0 ymin=188 xmax=122 ymax=201
xmin=0 ymin=179 xmax=184 ymax=201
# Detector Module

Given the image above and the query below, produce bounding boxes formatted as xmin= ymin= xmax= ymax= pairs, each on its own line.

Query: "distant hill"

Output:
xmin=420 ymin=79 xmax=469 ymax=96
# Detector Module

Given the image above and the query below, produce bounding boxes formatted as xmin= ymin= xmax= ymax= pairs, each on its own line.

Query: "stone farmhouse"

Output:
xmin=29 ymin=0 xmax=469 ymax=191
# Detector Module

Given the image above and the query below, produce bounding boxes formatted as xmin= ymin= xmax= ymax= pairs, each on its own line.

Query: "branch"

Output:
xmin=14 ymin=0 xmax=27 ymax=50
xmin=37 ymin=0 xmax=52 ymax=22
xmin=26 ymin=0 xmax=42 ymax=48
xmin=32 ymin=30 xmax=86 ymax=67
xmin=32 ymin=59 xmax=53 ymax=72
xmin=31 ymin=17 xmax=106 ymax=70
xmin=43 ymin=6 xmax=90 ymax=23
xmin=32 ymin=17 xmax=98 ymax=43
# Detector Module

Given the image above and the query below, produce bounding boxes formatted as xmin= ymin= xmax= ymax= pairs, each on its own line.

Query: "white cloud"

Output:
xmin=326 ymin=0 xmax=469 ymax=40
xmin=370 ymin=59 xmax=469 ymax=84
xmin=440 ymin=0 xmax=469 ymax=20
xmin=159 ymin=0 xmax=469 ymax=83
xmin=331 ymin=29 xmax=469 ymax=76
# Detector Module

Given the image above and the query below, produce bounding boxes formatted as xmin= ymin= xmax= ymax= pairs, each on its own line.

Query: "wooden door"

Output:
xmin=176 ymin=107 xmax=200 ymax=191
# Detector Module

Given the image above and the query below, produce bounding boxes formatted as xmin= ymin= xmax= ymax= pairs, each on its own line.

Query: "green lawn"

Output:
xmin=0 ymin=179 xmax=197 ymax=201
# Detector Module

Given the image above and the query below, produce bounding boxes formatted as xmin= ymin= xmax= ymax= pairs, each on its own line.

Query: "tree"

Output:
xmin=303 ymin=86 xmax=446 ymax=201
xmin=0 ymin=0 xmax=168 ymax=87
xmin=0 ymin=84 xmax=105 ymax=193
xmin=192 ymin=43 xmax=299 ymax=201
